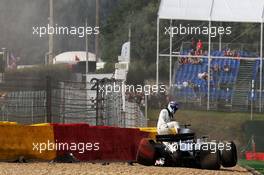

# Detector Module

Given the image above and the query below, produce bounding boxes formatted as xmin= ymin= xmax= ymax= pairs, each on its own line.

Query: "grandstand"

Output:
xmin=156 ymin=0 xmax=264 ymax=112
xmin=172 ymin=46 xmax=264 ymax=112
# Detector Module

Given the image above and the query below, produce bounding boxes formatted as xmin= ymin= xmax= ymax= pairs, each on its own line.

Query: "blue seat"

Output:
xmin=173 ymin=49 xmax=260 ymax=101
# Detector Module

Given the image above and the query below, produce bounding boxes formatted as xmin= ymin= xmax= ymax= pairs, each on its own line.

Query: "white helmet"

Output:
xmin=167 ymin=101 xmax=179 ymax=114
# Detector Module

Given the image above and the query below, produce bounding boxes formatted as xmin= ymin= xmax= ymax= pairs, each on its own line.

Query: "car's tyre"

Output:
xmin=136 ymin=138 xmax=156 ymax=166
xmin=199 ymin=144 xmax=221 ymax=170
xmin=221 ymin=141 xmax=237 ymax=167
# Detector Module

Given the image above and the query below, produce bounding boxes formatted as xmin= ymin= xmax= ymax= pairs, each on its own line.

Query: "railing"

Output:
xmin=181 ymin=42 xmax=259 ymax=54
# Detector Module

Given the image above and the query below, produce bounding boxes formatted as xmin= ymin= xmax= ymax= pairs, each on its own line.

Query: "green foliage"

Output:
xmin=96 ymin=62 xmax=115 ymax=73
xmin=5 ymin=64 xmax=72 ymax=81
xmin=0 ymin=54 xmax=4 ymax=73
xmin=101 ymin=0 xmax=261 ymax=84
xmin=126 ymin=61 xmax=147 ymax=85
xmin=101 ymin=0 xmax=160 ymax=64
xmin=126 ymin=60 xmax=170 ymax=85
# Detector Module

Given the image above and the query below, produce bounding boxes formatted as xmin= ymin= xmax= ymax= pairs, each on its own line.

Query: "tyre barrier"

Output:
xmin=0 ymin=122 xmax=151 ymax=162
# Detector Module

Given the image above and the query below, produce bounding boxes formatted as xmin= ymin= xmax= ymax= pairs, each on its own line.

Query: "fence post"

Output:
xmin=95 ymin=80 xmax=99 ymax=126
xmin=31 ymin=100 xmax=34 ymax=124
xmin=59 ymin=82 xmax=65 ymax=123
xmin=46 ymin=76 xmax=52 ymax=123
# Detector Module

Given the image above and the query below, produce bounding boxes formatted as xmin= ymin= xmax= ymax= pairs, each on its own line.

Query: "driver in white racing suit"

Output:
xmin=155 ymin=101 xmax=180 ymax=165
xmin=157 ymin=101 xmax=180 ymax=135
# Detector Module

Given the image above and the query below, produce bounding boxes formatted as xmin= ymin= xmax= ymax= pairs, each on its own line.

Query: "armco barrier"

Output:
xmin=52 ymin=123 xmax=149 ymax=161
xmin=0 ymin=124 xmax=56 ymax=161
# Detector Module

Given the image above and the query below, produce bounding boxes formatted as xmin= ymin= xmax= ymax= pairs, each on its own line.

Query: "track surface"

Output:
xmin=0 ymin=163 xmax=252 ymax=175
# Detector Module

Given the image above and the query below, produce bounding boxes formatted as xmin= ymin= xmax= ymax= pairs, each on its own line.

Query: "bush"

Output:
xmin=96 ymin=62 xmax=115 ymax=73
xmin=5 ymin=64 xmax=72 ymax=81
xmin=126 ymin=61 xmax=147 ymax=85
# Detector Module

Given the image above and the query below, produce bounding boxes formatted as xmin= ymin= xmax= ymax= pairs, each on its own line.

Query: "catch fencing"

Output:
xmin=0 ymin=77 xmax=147 ymax=127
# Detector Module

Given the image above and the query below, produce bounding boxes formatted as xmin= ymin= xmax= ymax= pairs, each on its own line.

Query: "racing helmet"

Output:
xmin=167 ymin=101 xmax=179 ymax=114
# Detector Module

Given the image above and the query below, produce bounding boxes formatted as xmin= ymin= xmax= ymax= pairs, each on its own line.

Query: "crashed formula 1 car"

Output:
xmin=136 ymin=125 xmax=237 ymax=170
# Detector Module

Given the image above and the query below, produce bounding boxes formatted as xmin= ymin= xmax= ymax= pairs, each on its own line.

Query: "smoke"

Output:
xmin=0 ymin=0 xmax=117 ymax=65
xmin=0 ymin=0 xmax=47 ymax=64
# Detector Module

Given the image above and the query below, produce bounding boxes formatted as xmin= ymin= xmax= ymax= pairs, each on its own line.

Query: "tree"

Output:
xmin=101 ymin=0 xmax=160 ymax=63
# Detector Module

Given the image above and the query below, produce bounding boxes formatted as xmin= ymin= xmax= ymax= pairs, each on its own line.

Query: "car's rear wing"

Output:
xmin=156 ymin=133 xmax=195 ymax=142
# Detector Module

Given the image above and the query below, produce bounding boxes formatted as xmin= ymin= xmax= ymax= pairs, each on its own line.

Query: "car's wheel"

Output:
xmin=199 ymin=144 xmax=221 ymax=170
xmin=221 ymin=141 xmax=237 ymax=167
xmin=136 ymin=138 xmax=156 ymax=166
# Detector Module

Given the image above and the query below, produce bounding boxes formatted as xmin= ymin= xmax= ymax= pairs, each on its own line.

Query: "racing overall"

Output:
xmin=155 ymin=108 xmax=180 ymax=165
xmin=157 ymin=108 xmax=180 ymax=135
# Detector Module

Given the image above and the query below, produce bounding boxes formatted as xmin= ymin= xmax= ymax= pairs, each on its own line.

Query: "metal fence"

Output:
xmin=0 ymin=77 xmax=147 ymax=127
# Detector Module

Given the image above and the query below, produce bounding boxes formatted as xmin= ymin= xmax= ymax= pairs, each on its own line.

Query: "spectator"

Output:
xmin=178 ymin=57 xmax=184 ymax=65
xmin=223 ymin=64 xmax=231 ymax=72
xmin=183 ymin=57 xmax=189 ymax=64
xmin=212 ymin=64 xmax=220 ymax=72
xmin=198 ymin=72 xmax=208 ymax=80
xmin=188 ymin=81 xmax=194 ymax=88
xmin=192 ymin=57 xmax=198 ymax=64
xmin=236 ymin=52 xmax=241 ymax=58
xmin=189 ymin=82 xmax=199 ymax=99
xmin=188 ymin=58 xmax=193 ymax=64
xmin=179 ymin=57 xmax=188 ymax=65
xmin=233 ymin=51 xmax=238 ymax=57
xmin=187 ymin=52 xmax=193 ymax=63
xmin=176 ymin=82 xmax=183 ymax=90
xmin=226 ymin=49 xmax=232 ymax=56
xmin=190 ymin=49 xmax=195 ymax=55
xmin=224 ymin=50 xmax=227 ymax=56
xmin=182 ymin=81 xmax=189 ymax=88
xmin=193 ymin=57 xmax=202 ymax=65
xmin=194 ymin=50 xmax=200 ymax=56
xmin=198 ymin=58 xmax=204 ymax=64
xmin=191 ymin=37 xmax=197 ymax=51
xmin=196 ymin=39 xmax=203 ymax=54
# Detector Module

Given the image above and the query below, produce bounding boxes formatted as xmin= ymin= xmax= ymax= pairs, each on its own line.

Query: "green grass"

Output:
xmin=148 ymin=108 xmax=264 ymax=122
xmin=239 ymin=159 xmax=264 ymax=174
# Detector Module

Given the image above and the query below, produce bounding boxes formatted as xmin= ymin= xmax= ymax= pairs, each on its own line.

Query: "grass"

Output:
xmin=147 ymin=108 xmax=264 ymax=122
xmin=239 ymin=159 xmax=264 ymax=174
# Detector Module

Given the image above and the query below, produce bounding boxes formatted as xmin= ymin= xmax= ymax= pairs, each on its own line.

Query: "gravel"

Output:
xmin=0 ymin=162 xmax=252 ymax=175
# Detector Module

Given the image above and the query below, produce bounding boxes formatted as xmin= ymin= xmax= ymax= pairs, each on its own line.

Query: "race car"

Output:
xmin=136 ymin=125 xmax=237 ymax=170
